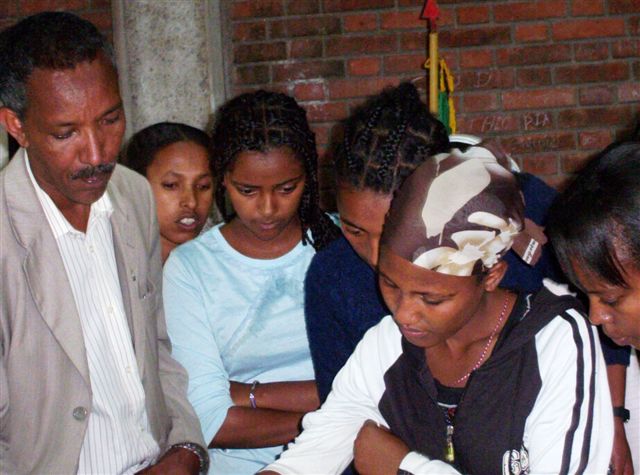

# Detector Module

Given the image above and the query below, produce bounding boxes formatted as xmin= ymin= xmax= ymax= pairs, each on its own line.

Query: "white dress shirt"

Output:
xmin=26 ymin=157 xmax=160 ymax=474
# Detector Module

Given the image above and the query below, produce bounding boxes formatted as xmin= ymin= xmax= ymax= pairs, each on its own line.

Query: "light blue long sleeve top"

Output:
xmin=163 ymin=224 xmax=316 ymax=474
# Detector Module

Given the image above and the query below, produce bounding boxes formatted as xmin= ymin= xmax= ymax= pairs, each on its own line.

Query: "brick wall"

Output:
xmin=0 ymin=0 xmax=113 ymax=157
xmin=0 ymin=0 xmax=113 ymax=44
xmin=224 ymin=0 xmax=640 ymax=205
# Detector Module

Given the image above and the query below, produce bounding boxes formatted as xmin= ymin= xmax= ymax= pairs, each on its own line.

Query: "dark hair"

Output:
xmin=124 ymin=122 xmax=211 ymax=176
xmin=211 ymin=89 xmax=340 ymax=251
xmin=335 ymin=82 xmax=450 ymax=195
xmin=0 ymin=11 xmax=115 ymax=118
xmin=547 ymin=141 xmax=640 ymax=288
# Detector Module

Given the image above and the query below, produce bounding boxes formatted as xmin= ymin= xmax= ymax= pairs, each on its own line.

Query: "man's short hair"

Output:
xmin=0 ymin=11 xmax=116 ymax=118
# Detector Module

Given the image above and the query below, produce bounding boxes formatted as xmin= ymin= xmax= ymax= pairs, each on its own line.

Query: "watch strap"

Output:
xmin=613 ymin=406 xmax=630 ymax=423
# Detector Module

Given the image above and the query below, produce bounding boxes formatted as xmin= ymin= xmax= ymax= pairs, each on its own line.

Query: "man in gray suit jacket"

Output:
xmin=0 ymin=12 xmax=209 ymax=474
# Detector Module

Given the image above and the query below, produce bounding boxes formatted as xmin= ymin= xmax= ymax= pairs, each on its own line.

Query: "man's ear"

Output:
xmin=483 ymin=260 xmax=508 ymax=292
xmin=0 ymin=107 xmax=28 ymax=148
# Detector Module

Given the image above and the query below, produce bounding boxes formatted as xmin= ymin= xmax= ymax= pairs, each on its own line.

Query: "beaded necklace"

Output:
xmin=444 ymin=293 xmax=511 ymax=463
xmin=454 ymin=293 xmax=511 ymax=384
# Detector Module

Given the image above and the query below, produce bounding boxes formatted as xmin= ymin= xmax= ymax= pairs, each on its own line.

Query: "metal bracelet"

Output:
xmin=171 ymin=442 xmax=210 ymax=475
xmin=249 ymin=380 xmax=260 ymax=409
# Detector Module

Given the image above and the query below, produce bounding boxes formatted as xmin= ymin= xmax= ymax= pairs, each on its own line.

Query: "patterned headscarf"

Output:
xmin=381 ymin=147 xmax=546 ymax=276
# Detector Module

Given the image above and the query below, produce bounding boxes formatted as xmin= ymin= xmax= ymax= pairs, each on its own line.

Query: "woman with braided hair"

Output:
xmin=262 ymin=135 xmax=612 ymax=475
xmin=305 ymin=82 xmax=562 ymax=405
xmin=163 ymin=90 xmax=340 ymax=474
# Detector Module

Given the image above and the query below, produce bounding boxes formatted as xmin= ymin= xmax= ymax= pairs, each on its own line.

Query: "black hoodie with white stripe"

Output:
xmin=265 ymin=281 xmax=612 ymax=475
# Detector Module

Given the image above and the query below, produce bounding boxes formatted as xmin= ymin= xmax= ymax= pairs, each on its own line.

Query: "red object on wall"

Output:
xmin=420 ymin=0 xmax=440 ymax=22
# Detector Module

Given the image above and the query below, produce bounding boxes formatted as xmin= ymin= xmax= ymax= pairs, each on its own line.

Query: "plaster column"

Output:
xmin=112 ymin=0 xmax=227 ymax=139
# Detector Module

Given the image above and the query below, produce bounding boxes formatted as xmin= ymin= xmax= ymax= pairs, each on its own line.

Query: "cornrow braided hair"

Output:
xmin=335 ymin=82 xmax=450 ymax=195
xmin=211 ymin=89 xmax=340 ymax=251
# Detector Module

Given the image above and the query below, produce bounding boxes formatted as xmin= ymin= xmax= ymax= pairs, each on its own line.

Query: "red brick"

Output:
xmin=610 ymin=0 xmax=640 ymax=13
xmin=459 ymin=69 xmax=514 ymax=91
xmin=328 ymin=77 xmax=400 ymax=99
xmin=271 ymin=16 xmax=341 ymax=38
xmin=440 ymin=26 xmax=510 ymax=48
xmin=273 ymin=60 xmax=344 ymax=82
xmin=294 ymin=81 xmax=325 ymax=101
xmin=555 ymin=63 xmax=629 ymax=84
xmin=381 ymin=11 xmax=424 ymax=30
xmin=494 ymin=0 xmax=566 ymax=22
xmin=234 ymin=42 xmax=287 ymax=64
xmin=501 ymin=132 xmax=576 ymax=154
xmin=231 ymin=0 xmax=284 ymax=19
xmin=515 ymin=24 xmax=549 ymax=43
xmin=503 ymin=87 xmax=575 ymax=110
xmin=459 ymin=49 xmax=493 ymax=68
xmin=305 ymin=101 xmax=348 ymax=122
xmin=399 ymin=31 xmax=427 ymax=51
xmin=522 ymin=154 xmax=559 ymax=175
xmin=19 ymin=0 xmax=88 ymax=14
xmin=613 ymin=39 xmax=640 ymax=58
xmin=311 ymin=124 xmax=333 ymax=150
xmin=521 ymin=111 xmax=554 ymax=131
xmin=343 ymin=13 xmax=377 ymax=32
xmin=516 ymin=67 xmax=552 ymax=87
xmin=552 ymin=19 xmax=626 ymax=41
xmin=285 ymin=0 xmax=319 ymax=15
xmin=634 ymin=60 xmax=640 ymax=80
xmin=497 ymin=44 xmax=572 ymax=66
xmin=562 ymin=152 xmax=597 ymax=173
xmin=233 ymin=22 xmax=266 ymax=42
xmin=384 ymin=54 xmax=423 ymax=74
xmin=290 ymin=39 xmax=323 ymax=59
xmin=398 ymin=0 xmax=423 ymax=6
xmin=439 ymin=51 xmax=459 ymax=70
xmin=462 ymin=93 xmax=499 ymax=112
xmin=457 ymin=5 xmax=489 ymax=24
xmin=631 ymin=16 xmax=640 ymax=36
xmin=571 ymin=0 xmax=605 ymax=15
xmin=90 ymin=0 xmax=111 ymax=8
xmin=79 ymin=11 xmax=111 ymax=31
xmin=233 ymin=65 xmax=270 ymax=85
xmin=619 ymin=82 xmax=640 ymax=103
xmin=438 ymin=6 xmax=456 ymax=27
xmin=0 ymin=1 xmax=18 ymax=18
xmin=578 ymin=130 xmax=614 ymax=149
xmin=326 ymin=35 xmax=396 ymax=56
xmin=324 ymin=0 xmax=394 ymax=12
xmin=230 ymin=85 xmax=259 ymax=98
xmin=457 ymin=113 xmax=519 ymax=135
xmin=579 ymin=86 xmax=615 ymax=105
xmin=558 ymin=106 xmax=633 ymax=128
xmin=574 ymin=42 xmax=609 ymax=61
xmin=349 ymin=57 xmax=381 ymax=76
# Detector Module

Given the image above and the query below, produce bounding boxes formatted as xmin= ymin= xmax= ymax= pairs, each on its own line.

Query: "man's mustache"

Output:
xmin=71 ymin=162 xmax=116 ymax=180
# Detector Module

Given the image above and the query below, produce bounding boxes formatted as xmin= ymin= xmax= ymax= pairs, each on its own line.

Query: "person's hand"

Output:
xmin=353 ymin=420 xmax=409 ymax=475
xmin=609 ymin=419 xmax=634 ymax=475
xmin=136 ymin=447 xmax=200 ymax=475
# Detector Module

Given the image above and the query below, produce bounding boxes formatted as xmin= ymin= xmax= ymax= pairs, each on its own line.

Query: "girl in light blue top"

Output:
xmin=163 ymin=90 xmax=340 ymax=474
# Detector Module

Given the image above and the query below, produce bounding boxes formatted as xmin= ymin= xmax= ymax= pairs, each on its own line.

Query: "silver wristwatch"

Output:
xmin=172 ymin=442 xmax=210 ymax=475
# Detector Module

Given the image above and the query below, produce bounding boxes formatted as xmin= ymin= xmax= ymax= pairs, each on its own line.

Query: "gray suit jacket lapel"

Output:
xmin=5 ymin=150 xmax=90 ymax=386
xmin=108 ymin=174 xmax=147 ymax=380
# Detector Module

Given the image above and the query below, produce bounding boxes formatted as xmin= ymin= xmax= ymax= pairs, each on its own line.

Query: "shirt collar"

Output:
xmin=25 ymin=152 xmax=113 ymax=238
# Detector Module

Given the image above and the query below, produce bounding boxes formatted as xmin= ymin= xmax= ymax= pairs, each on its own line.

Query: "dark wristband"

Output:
xmin=613 ymin=406 xmax=630 ymax=423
